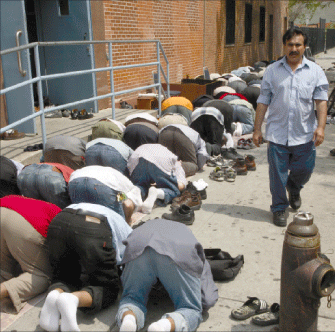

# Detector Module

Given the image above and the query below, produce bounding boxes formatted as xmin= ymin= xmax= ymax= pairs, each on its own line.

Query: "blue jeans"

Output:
xmin=68 ymin=177 xmax=125 ymax=218
xmin=231 ymin=104 xmax=254 ymax=135
xmin=17 ymin=163 xmax=71 ymax=209
xmin=85 ymin=143 xmax=128 ymax=175
xmin=267 ymin=141 xmax=316 ymax=213
xmin=116 ymin=247 xmax=202 ymax=332
xmin=221 ymin=95 xmax=240 ymax=103
xmin=130 ymin=158 xmax=180 ymax=206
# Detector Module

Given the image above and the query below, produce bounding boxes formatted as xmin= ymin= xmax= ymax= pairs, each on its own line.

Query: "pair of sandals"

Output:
xmin=209 ymin=166 xmax=237 ymax=182
xmin=231 ymin=297 xmax=280 ymax=326
xmin=71 ymin=109 xmax=94 ymax=120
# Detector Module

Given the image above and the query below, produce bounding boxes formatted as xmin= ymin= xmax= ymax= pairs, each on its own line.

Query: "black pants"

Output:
xmin=190 ymin=115 xmax=223 ymax=156
xmin=122 ymin=123 xmax=158 ymax=150
xmin=158 ymin=126 xmax=198 ymax=177
xmin=47 ymin=209 xmax=120 ymax=313
xmin=0 ymin=156 xmax=20 ymax=198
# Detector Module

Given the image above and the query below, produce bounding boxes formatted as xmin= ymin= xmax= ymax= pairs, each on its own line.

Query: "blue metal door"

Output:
xmin=36 ymin=0 xmax=95 ymax=111
xmin=0 ymin=0 xmax=36 ymax=133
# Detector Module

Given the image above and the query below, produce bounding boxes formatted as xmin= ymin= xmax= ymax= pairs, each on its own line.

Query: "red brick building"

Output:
xmin=91 ymin=0 xmax=289 ymax=107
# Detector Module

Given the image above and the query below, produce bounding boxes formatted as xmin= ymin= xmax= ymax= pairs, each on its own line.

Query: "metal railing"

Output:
xmin=0 ymin=39 xmax=170 ymax=146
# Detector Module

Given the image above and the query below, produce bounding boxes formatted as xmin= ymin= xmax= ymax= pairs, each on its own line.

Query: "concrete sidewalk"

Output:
xmin=2 ymin=122 xmax=335 ymax=332
xmin=1 ymin=50 xmax=335 ymax=331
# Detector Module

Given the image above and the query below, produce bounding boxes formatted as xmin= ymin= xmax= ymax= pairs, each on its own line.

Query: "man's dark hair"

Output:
xmin=282 ymin=27 xmax=308 ymax=46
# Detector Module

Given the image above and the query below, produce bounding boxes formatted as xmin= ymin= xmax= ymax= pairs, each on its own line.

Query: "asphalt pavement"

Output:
xmin=1 ymin=49 xmax=335 ymax=332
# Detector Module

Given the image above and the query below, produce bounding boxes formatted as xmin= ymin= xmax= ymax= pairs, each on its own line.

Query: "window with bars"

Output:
xmin=259 ymin=6 xmax=266 ymax=42
xmin=226 ymin=0 xmax=235 ymax=45
xmin=245 ymin=3 xmax=252 ymax=43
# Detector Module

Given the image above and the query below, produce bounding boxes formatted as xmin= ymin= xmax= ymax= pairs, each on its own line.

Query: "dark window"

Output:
xmin=226 ymin=0 xmax=235 ymax=45
xmin=245 ymin=3 xmax=252 ymax=43
xmin=259 ymin=6 xmax=266 ymax=42
xmin=58 ymin=0 xmax=69 ymax=16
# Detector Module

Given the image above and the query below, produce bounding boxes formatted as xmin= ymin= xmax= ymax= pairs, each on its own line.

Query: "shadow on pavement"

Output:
xmin=202 ymin=203 xmax=271 ymax=223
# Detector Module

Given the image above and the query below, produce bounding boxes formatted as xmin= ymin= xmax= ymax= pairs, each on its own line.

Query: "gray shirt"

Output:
xmin=121 ymin=219 xmax=218 ymax=311
xmin=45 ymin=135 xmax=86 ymax=156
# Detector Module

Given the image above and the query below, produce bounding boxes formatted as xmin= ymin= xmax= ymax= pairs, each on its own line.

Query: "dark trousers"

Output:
xmin=191 ymin=115 xmax=223 ymax=156
xmin=267 ymin=141 xmax=316 ymax=213
xmin=47 ymin=209 xmax=120 ymax=313
xmin=158 ymin=126 xmax=198 ymax=177
xmin=123 ymin=124 xmax=158 ymax=150
xmin=44 ymin=149 xmax=85 ymax=170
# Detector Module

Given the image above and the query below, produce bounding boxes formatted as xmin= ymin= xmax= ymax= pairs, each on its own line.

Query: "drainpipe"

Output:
xmin=203 ymin=0 xmax=206 ymax=67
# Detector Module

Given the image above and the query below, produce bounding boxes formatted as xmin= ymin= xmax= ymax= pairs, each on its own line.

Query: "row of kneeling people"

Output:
xmin=0 ymin=194 xmax=218 ymax=332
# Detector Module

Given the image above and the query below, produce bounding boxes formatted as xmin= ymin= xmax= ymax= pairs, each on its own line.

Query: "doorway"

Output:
xmin=24 ymin=0 xmax=95 ymax=111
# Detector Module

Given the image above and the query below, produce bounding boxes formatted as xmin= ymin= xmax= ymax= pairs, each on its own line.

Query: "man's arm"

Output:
xmin=313 ymin=100 xmax=327 ymax=147
xmin=252 ymin=103 xmax=268 ymax=147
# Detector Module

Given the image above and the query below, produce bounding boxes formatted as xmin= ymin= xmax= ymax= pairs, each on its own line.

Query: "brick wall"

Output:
xmin=97 ymin=0 xmax=288 ymax=107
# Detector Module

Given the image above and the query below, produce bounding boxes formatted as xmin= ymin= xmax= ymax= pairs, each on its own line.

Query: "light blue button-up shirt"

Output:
xmin=86 ymin=138 xmax=134 ymax=161
xmin=67 ymin=202 xmax=132 ymax=264
xmin=257 ymin=56 xmax=328 ymax=146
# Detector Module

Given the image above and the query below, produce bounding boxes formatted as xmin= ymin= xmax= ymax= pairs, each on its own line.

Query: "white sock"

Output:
xmin=225 ymin=133 xmax=234 ymax=148
xmin=147 ymin=318 xmax=171 ymax=332
xmin=56 ymin=293 xmax=80 ymax=332
xmin=156 ymin=188 xmax=165 ymax=200
xmin=233 ymin=122 xmax=243 ymax=137
xmin=141 ymin=187 xmax=158 ymax=214
xmin=40 ymin=290 xmax=61 ymax=332
xmin=120 ymin=314 xmax=137 ymax=332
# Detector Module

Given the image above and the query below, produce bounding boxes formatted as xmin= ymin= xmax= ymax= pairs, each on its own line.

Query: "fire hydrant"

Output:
xmin=279 ymin=212 xmax=335 ymax=331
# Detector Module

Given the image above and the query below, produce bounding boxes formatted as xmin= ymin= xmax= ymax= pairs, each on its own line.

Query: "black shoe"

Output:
xmin=273 ymin=210 xmax=287 ymax=227
xmin=221 ymin=147 xmax=244 ymax=160
xmin=162 ymin=204 xmax=195 ymax=225
xmin=186 ymin=181 xmax=207 ymax=200
xmin=287 ymin=188 xmax=301 ymax=210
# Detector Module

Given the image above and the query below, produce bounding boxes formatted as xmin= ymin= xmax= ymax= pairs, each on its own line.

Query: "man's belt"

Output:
xmin=63 ymin=208 xmax=108 ymax=223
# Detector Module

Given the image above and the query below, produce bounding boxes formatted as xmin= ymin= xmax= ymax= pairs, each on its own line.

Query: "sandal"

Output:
xmin=231 ymin=297 xmax=269 ymax=320
xmin=78 ymin=109 xmax=94 ymax=120
xmin=71 ymin=109 xmax=79 ymax=119
xmin=224 ymin=167 xmax=237 ymax=182
xmin=251 ymin=303 xmax=280 ymax=326
xmin=209 ymin=167 xmax=225 ymax=182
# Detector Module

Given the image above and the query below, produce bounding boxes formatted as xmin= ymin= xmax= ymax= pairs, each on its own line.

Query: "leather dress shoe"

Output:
xmin=287 ymin=188 xmax=301 ymax=210
xmin=162 ymin=204 xmax=195 ymax=225
xmin=273 ymin=210 xmax=287 ymax=227
xmin=245 ymin=154 xmax=256 ymax=171
xmin=186 ymin=181 xmax=207 ymax=200
xmin=232 ymin=158 xmax=248 ymax=175
xmin=171 ymin=190 xmax=202 ymax=210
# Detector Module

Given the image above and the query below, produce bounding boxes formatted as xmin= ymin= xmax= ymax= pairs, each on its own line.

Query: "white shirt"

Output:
xmin=69 ymin=166 xmax=143 ymax=209
xmin=127 ymin=144 xmax=187 ymax=185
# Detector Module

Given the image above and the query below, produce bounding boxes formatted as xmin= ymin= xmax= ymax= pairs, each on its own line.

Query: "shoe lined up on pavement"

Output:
xmin=171 ymin=190 xmax=202 ymax=211
xmin=221 ymin=147 xmax=244 ymax=160
xmin=237 ymin=138 xmax=256 ymax=150
xmin=162 ymin=204 xmax=195 ymax=225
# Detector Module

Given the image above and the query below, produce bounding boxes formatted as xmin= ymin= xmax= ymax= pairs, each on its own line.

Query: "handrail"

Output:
xmin=0 ymin=39 xmax=170 ymax=143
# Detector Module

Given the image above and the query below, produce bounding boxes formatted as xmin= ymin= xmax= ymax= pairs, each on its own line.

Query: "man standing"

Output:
xmin=253 ymin=27 xmax=328 ymax=227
